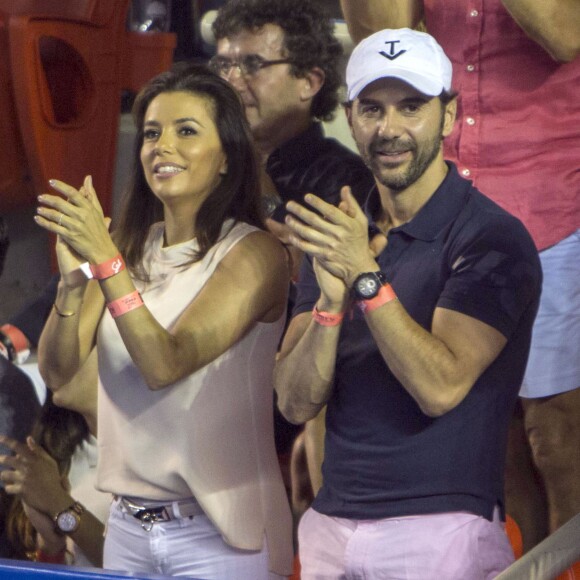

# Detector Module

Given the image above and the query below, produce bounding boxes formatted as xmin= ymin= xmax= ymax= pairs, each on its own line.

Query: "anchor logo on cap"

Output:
xmin=379 ymin=40 xmax=407 ymax=60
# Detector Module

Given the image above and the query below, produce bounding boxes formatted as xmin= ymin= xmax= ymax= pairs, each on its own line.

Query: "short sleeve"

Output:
xmin=438 ymin=220 xmax=542 ymax=338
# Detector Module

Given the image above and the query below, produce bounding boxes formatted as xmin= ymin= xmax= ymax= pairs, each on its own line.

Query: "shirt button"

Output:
xmin=466 ymin=64 xmax=475 ymax=72
xmin=462 ymin=168 xmax=471 ymax=177
xmin=466 ymin=117 xmax=476 ymax=125
xmin=470 ymin=9 xmax=479 ymax=17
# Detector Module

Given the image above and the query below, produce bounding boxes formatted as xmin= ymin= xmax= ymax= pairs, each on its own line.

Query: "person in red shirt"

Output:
xmin=340 ymin=0 xmax=580 ymax=553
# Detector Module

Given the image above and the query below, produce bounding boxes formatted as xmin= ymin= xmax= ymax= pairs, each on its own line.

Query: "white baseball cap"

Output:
xmin=346 ymin=28 xmax=453 ymax=100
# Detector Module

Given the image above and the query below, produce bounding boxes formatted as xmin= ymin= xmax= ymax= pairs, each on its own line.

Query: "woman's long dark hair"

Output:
xmin=114 ymin=63 xmax=263 ymax=281
xmin=6 ymin=392 xmax=89 ymax=558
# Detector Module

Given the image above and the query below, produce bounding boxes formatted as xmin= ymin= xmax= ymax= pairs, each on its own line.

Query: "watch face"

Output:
xmin=356 ymin=275 xmax=380 ymax=299
xmin=57 ymin=510 xmax=80 ymax=533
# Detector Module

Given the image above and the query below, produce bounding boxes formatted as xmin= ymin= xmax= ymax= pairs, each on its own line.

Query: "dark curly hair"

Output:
xmin=212 ymin=0 xmax=343 ymax=122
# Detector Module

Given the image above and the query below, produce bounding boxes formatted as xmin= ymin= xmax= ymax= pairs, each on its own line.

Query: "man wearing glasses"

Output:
xmin=211 ymin=0 xmax=374 ymax=229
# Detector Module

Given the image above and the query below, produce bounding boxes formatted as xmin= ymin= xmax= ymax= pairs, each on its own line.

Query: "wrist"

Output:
xmin=357 ymin=282 xmax=397 ymax=314
xmin=85 ymin=241 xmax=121 ymax=266
xmin=346 ymin=259 xmax=380 ymax=288
xmin=52 ymin=499 xmax=85 ymax=536
xmin=312 ymin=305 xmax=344 ymax=327
xmin=317 ymin=295 xmax=349 ymax=313
xmin=61 ymin=267 xmax=89 ymax=289
xmin=85 ymin=251 xmax=125 ymax=280
xmin=49 ymin=493 xmax=76 ymax=521
xmin=316 ymin=300 xmax=345 ymax=314
xmin=57 ymin=279 xmax=85 ymax=294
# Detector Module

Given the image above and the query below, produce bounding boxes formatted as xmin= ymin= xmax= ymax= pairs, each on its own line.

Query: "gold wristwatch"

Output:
xmin=54 ymin=501 xmax=85 ymax=534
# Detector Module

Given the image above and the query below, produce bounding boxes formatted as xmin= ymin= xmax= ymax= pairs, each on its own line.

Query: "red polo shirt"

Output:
xmin=425 ymin=0 xmax=580 ymax=250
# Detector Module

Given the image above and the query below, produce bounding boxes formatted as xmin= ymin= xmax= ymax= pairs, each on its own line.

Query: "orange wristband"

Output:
xmin=312 ymin=305 xmax=344 ymax=327
xmin=107 ymin=291 xmax=144 ymax=319
xmin=89 ymin=254 xmax=126 ymax=280
xmin=357 ymin=283 xmax=397 ymax=314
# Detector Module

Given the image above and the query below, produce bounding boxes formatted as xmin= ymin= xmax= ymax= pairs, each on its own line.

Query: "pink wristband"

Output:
xmin=107 ymin=291 xmax=144 ymax=318
xmin=89 ymin=254 xmax=126 ymax=280
xmin=312 ymin=305 xmax=344 ymax=327
xmin=357 ymin=283 xmax=397 ymax=314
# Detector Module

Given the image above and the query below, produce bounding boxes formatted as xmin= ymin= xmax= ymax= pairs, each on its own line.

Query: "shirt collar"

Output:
xmin=366 ymin=162 xmax=471 ymax=241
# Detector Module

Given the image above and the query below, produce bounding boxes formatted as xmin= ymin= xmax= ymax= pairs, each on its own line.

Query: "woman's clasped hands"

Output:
xmin=35 ymin=175 xmax=115 ymax=283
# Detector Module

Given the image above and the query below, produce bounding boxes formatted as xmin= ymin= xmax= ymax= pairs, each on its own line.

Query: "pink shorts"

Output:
xmin=298 ymin=506 xmax=514 ymax=579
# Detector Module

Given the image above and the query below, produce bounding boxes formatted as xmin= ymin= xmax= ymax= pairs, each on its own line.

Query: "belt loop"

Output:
xmin=172 ymin=501 xmax=182 ymax=519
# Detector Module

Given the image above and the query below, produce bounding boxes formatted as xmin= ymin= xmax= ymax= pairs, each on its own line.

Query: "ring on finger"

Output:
xmin=58 ymin=213 xmax=64 ymax=226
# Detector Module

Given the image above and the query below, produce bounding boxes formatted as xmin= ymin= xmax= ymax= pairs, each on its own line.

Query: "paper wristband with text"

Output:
xmin=107 ymin=291 xmax=144 ymax=319
xmin=357 ymin=283 xmax=397 ymax=314
xmin=312 ymin=305 xmax=344 ymax=327
xmin=88 ymin=254 xmax=126 ymax=280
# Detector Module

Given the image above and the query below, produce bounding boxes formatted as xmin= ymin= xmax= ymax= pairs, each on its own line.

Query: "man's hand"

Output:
xmin=285 ymin=186 xmax=379 ymax=287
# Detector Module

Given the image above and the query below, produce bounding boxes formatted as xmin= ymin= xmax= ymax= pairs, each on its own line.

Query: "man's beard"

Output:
xmin=359 ymin=117 xmax=445 ymax=192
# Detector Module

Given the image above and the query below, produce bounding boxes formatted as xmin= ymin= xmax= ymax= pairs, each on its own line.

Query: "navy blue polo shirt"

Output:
xmin=293 ymin=163 xmax=541 ymax=521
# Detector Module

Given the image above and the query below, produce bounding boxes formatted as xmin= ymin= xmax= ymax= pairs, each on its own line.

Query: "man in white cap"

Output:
xmin=274 ymin=29 xmax=542 ymax=579
xmin=340 ymin=1 xmax=580 ymax=555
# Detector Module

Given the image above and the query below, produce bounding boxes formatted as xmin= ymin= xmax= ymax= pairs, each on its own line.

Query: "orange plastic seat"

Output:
xmin=290 ymin=553 xmax=301 ymax=580
xmin=0 ymin=14 xmax=34 ymax=212
xmin=504 ymin=515 xmax=580 ymax=579
xmin=555 ymin=561 xmax=580 ymax=580
xmin=505 ymin=514 xmax=524 ymax=560
xmin=0 ymin=0 xmax=175 ymax=217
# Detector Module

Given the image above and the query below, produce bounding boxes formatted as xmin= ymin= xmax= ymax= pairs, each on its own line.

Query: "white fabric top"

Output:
xmin=96 ymin=221 xmax=293 ymax=575
xmin=67 ymin=435 xmax=110 ymax=567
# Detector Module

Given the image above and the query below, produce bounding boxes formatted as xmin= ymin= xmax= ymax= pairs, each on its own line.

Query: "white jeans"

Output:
xmin=104 ymin=497 xmax=282 ymax=579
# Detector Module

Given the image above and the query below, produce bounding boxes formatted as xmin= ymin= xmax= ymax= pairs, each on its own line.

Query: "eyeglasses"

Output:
xmin=208 ymin=54 xmax=293 ymax=78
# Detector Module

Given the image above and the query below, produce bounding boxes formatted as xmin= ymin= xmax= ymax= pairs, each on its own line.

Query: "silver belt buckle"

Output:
xmin=120 ymin=497 xmax=167 ymax=531
xmin=139 ymin=510 xmax=157 ymax=532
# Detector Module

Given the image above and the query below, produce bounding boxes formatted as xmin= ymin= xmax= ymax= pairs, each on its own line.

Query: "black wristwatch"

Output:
xmin=352 ymin=271 xmax=388 ymax=300
xmin=54 ymin=501 xmax=85 ymax=535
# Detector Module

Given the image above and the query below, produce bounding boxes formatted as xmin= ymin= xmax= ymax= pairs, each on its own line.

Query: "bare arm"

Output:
xmin=36 ymin=177 xmax=288 ymax=391
xmin=501 ymin=0 xmax=580 ymax=62
xmin=37 ymin=262 xmax=105 ymax=388
xmin=275 ymin=312 xmax=339 ymax=425
xmin=109 ymin=230 xmax=288 ymax=390
xmin=283 ymin=189 xmax=508 ymax=417
xmin=340 ymin=0 xmax=423 ymax=43
xmin=304 ymin=407 xmax=326 ymax=496
xmin=363 ymin=301 xmax=506 ymax=417
xmin=275 ymin=252 xmax=349 ymax=424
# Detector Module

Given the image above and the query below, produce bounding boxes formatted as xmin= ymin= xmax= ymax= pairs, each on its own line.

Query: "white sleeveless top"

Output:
xmin=96 ymin=221 xmax=293 ymax=575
